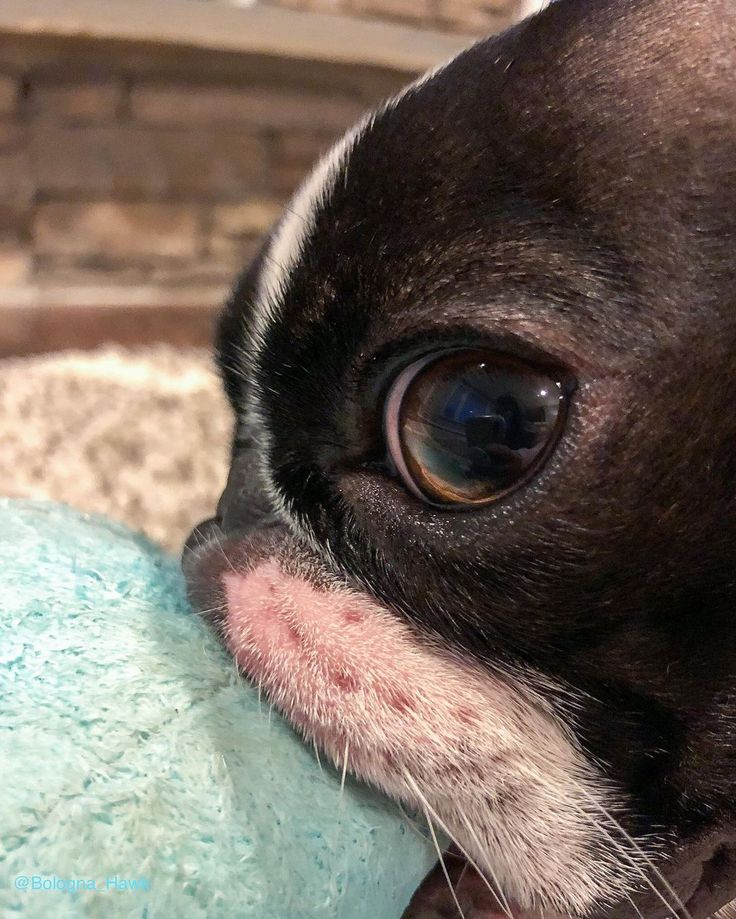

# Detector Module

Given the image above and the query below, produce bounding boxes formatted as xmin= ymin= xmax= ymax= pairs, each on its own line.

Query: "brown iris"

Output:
xmin=384 ymin=350 xmax=569 ymax=507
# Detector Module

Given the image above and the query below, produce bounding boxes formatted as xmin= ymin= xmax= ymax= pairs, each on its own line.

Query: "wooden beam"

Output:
xmin=0 ymin=0 xmax=483 ymax=74
xmin=0 ymin=296 xmax=222 ymax=357
xmin=0 ymin=285 xmax=226 ymax=311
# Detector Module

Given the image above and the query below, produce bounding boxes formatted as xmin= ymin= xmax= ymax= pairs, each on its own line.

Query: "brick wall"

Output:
xmin=0 ymin=34 xmax=408 ymax=339
xmin=0 ymin=0 xmax=533 ymax=354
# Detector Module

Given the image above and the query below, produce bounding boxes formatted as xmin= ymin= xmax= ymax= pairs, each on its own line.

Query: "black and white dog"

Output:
xmin=184 ymin=0 xmax=736 ymax=915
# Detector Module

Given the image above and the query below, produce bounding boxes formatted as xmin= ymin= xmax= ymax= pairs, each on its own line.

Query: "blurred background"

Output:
xmin=0 ymin=0 xmax=540 ymax=550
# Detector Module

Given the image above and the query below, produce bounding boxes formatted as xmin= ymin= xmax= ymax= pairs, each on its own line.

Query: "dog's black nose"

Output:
xmin=183 ymin=426 xmax=279 ymax=563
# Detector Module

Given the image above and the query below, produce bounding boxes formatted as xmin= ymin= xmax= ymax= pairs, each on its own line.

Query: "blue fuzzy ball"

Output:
xmin=0 ymin=500 xmax=437 ymax=918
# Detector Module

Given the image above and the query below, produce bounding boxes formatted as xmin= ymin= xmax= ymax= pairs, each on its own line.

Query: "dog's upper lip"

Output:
xmin=183 ymin=528 xmax=736 ymax=919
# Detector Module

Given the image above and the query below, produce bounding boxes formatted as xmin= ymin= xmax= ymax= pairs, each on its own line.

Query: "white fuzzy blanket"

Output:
xmin=0 ymin=346 xmax=231 ymax=553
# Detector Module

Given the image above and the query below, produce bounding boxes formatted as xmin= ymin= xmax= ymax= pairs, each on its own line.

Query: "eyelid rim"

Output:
xmin=383 ymin=348 xmax=575 ymax=509
xmin=361 ymin=323 xmax=580 ymax=413
xmin=383 ymin=352 xmax=439 ymax=503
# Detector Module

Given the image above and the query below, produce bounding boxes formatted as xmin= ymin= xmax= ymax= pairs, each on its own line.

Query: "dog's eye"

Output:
xmin=384 ymin=350 xmax=569 ymax=507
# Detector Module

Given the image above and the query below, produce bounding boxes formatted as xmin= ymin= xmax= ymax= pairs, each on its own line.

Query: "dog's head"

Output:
xmin=184 ymin=0 xmax=736 ymax=914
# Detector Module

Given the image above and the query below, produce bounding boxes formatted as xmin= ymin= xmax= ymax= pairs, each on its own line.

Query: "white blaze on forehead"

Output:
xmin=246 ymin=52 xmax=473 ymax=533
xmin=518 ymin=0 xmax=550 ymax=16
xmin=247 ymin=2 xmax=552 ymax=373
xmin=250 ymin=117 xmax=370 ymax=353
xmin=243 ymin=114 xmax=371 ymax=536
xmin=248 ymin=43 xmax=472 ymax=363
xmin=223 ymin=560 xmax=644 ymax=915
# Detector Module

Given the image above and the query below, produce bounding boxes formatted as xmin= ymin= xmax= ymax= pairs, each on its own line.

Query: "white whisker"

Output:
xmin=578 ymin=809 xmax=645 ymax=919
xmin=567 ymin=786 xmax=685 ymax=919
xmin=455 ymin=858 xmax=469 ymax=893
xmin=211 ymin=529 xmax=239 ymax=577
xmin=339 ymin=738 xmax=350 ymax=798
xmin=312 ymin=737 xmax=325 ymax=777
xmin=401 ymin=770 xmax=514 ymax=918
xmin=409 ymin=778 xmax=467 ymax=919
xmin=195 ymin=603 xmax=227 ymax=617
xmin=456 ymin=809 xmax=514 ymax=919
xmin=576 ymin=785 xmax=692 ymax=919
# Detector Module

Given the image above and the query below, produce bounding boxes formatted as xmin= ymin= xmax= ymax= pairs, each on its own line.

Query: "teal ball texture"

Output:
xmin=0 ymin=500 xmax=437 ymax=918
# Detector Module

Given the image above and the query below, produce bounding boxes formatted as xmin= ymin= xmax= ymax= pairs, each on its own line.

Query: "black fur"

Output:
xmin=188 ymin=0 xmax=736 ymax=913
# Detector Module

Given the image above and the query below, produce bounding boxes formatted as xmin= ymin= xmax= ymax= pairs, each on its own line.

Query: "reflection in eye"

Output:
xmin=384 ymin=350 xmax=570 ymax=507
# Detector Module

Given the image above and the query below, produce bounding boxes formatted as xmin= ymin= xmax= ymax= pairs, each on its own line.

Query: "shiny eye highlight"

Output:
xmin=383 ymin=350 xmax=571 ymax=507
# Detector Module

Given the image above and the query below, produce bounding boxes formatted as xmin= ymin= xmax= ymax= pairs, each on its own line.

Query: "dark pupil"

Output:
xmin=400 ymin=351 xmax=564 ymax=504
